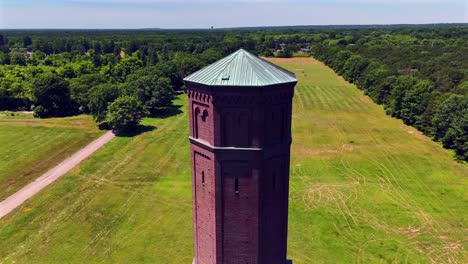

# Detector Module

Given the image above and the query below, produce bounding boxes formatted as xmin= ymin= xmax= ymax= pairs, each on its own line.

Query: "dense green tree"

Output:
xmin=105 ymin=95 xmax=149 ymax=132
xmin=22 ymin=36 xmax=32 ymax=47
xmin=102 ymin=40 xmax=116 ymax=54
xmin=0 ymin=52 xmax=10 ymax=65
xmin=277 ymin=46 xmax=293 ymax=58
xmin=9 ymin=52 xmax=26 ymax=66
xmin=69 ymin=73 xmax=108 ymax=112
xmin=87 ymin=83 xmax=121 ymax=122
xmin=331 ymin=50 xmax=353 ymax=75
xmin=56 ymin=65 xmax=76 ymax=78
xmin=31 ymin=73 xmax=76 ymax=118
xmin=342 ymin=54 xmax=369 ymax=83
xmin=199 ymin=48 xmax=223 ymax=64
xmin=28 ymin=50 xmax=46 ymax=65
xmin=386 ymin=76 xmax=418 ymax=118
xmin=122 ymin=74 xmax=174 ymax=113
xmin=112 ymin=53 xmax=143 ymax=82
xmin=159 ymin=52 xmax=204 ymax=90
xmin=440 ymin=109 xmax=467 ymax=161
xmin=400 ymin=80 xmax=434 ymax=125
xmin=146 ymin=47 xmax=158 ymax=66
xmin=432 ymin=94 xmax=467 ymax=141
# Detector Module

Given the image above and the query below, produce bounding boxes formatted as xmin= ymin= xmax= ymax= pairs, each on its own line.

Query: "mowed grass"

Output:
xmin=0 ymin=58 xmax=466 ymax=263
xmin=0 ymin=113 xmax=103 ymax=201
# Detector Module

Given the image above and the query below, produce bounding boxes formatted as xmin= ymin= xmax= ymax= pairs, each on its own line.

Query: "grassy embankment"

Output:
xmin=0 ymin=57 xmax=466 ymax=263
xmin=0 ymin=113 xmax=103 ymax=201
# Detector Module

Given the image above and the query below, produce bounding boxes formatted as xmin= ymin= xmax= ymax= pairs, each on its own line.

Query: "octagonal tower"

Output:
xmin=184 ymin=49 xmax=297 ymax=264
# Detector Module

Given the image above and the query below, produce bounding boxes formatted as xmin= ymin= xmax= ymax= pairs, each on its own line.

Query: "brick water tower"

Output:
xmin=184 ymin=49 xmax=297 ymax=264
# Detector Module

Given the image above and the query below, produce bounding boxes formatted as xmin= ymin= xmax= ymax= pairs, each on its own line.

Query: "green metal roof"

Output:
xmin=183 ymin=49 xmax=297 ymax=87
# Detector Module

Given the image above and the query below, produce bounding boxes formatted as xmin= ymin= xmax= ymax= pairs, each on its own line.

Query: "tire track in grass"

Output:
xmin=82 ymin=108 xmax=189 ymax=202
xmin=332 ymin=84 xmax=358 ymax=111
xmin=318 ymin=85 xmax=337 ymax=111
xmin=296 ymin=67 xmax=394 ymax=258
xmin=324 ymin=85 xmax=351 ymax=111
xmin=299 ymin=85 xmax=315 ymax=107
xmin=86 ymin=140 xmax=190 ymax=257
xmin=85 ymin=191 xmax=140 ymax=256
xmin=319 ymin=100 xmax=426 ymax=260
xmin=82 ymin=110 xmax=189 ymax=256
xmin=2 ymin=130 xmax=67 ymax=163
xmin=377 ymin=131 xmax=460 ymax=219
xmin=313 ymin=85 xmax=331 ymax=111
xmin=345 ymin=116 xmax=463 ymax=263
xmin=365 ymin=132 xmax=464 ymax=263
xmin=284 ymin=58 xmax=466 ymax=263
xmin=298 ymin=120 xmax=359 ymax=244
xmin=289 ymin=61 xmax=384 ymax=262
xmin=319 ymin=85 xmax=342 ymax=110
xmin=305 ymin=85 xmax=320 ymax=109
xmin=294 ymin=86 xmax=306 ymax=111
xmin=322 ymin=84 xmax=348 ymax=111
xmin=338 ymin=84 xmax=364 ymax=111
xmin=301 ymin=84 xmax=320 ymax=109
xmin=2 ymin=106 xmax=186 ymax=261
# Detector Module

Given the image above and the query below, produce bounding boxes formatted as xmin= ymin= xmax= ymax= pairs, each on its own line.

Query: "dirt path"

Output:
xmin=0 ymin=131 xmax=115 ymax=219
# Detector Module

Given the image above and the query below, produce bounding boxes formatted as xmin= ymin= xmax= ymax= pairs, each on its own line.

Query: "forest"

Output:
xmin=0 ymin=25 xmax=466 ymax=160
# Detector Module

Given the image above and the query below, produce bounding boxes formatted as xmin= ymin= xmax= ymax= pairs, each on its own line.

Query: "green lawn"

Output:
xmin=0 ymin=113 xmax=103 ymax=201
xmin=0 ymin=58 xmax=466 ymax=263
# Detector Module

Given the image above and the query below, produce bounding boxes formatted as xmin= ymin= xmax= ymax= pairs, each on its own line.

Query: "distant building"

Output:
xmin=184 ymin=49 xmax=297 ymax=264
xmin=280 ymin=43 xmax=287 ymax=50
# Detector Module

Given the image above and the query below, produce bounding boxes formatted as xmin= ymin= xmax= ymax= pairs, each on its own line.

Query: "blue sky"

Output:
xmin=1 ymin=0 xmax=466 ymax=29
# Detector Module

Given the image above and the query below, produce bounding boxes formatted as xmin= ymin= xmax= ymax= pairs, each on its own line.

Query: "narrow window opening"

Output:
xmin=202 ymin=171 xmax=205 ymax=185
xmin=234 ymin=178 xmax=239 ymax=195
xmin=194 ymin=108 xmax=200 ymax=138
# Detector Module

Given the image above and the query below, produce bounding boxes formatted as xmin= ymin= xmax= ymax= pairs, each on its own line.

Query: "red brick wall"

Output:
xmin=222 ymin=162 xmax=258 ymax=264
xmin=194 ymin=151 xmax=216 ymax=263
xmin=260 ymin=156 xmax=288 ymax=263
xmin=222 ymin=108 xmax=251 ymax=147
xmin=188 ymin=83 xmax=295 ymax=264
xmin=192 ymin=102 xmax=212 ymax=144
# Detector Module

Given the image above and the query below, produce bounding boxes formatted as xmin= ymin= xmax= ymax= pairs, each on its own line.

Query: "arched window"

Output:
xmin=201 ymin=110 xmax=208 ymax=122
xmin=202 ymin=171 xmax=205 ymax=185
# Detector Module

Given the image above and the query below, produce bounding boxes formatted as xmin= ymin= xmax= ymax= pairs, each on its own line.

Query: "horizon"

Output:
xmin=1 ymin=0 xmax=467 ymax=29
xmin=1 ymin=22 xmax=468 ymax=31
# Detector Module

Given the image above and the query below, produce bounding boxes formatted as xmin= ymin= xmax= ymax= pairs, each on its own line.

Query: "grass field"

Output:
xmin=0 ymin=57 xmax=466 ymax=263
xmin=0 ymin=113 xmax=103 ymax=201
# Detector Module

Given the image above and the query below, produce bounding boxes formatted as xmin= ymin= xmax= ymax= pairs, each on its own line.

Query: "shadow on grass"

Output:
xmin=111 ymin=104 xmax=183 ymax=138
xmin=114 ymin=124 xmax=156 ymax=137
xmin=152 ymin=104 xmax=183 ymax=119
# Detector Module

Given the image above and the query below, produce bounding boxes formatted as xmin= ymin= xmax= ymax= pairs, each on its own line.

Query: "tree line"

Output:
xmin=311 ymin=27 xmax=467 ymax=161
xmin=0 ymin=26 xmax=466 ymax=159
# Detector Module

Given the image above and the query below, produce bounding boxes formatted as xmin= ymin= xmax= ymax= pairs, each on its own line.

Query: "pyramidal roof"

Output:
xmin=184 ymin=49 xmax=297 ymax=87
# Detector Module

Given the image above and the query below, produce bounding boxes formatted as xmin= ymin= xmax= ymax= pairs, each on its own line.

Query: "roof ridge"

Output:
xmin=215 ymin=49 xmax=243 ymax=83
xmin=184 ymin=49 xmax=297 ymax=87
